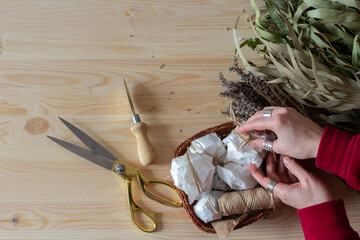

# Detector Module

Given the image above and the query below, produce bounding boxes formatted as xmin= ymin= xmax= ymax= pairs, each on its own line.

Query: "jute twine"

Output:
xmin=217 ymin=106 xmax=280 ymax=215
xmin=218 ymin=187 xmax=281 ymax=216
xmin=185 ymin=142 xmax=279 ymax=218
xmin=185 ymin=152 xmax=204 ymax=194
xmin=189 ymin=143 xmax=227 ymax=167
xmin=185 ymin=152 xmax=222 ymax=215
xmin=184 ymin=107 xmax=280 ymax=219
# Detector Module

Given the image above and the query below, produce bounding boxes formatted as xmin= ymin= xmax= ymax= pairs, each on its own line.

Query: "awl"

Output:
xmin=123 ymin=79 xmax=156 ymax=166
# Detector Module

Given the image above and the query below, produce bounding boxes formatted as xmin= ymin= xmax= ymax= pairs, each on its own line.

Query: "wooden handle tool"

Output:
xmin=124 ymin=79 xmax=155 ymax=166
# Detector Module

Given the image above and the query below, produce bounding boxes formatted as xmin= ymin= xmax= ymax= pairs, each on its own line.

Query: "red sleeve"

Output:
xmin=316 ymin=126 xmax=360 ymax=191
xmin=297 ymin=199 xmax=359 ymax=240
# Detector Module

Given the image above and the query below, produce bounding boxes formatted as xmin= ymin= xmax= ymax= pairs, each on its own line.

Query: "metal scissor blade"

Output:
xmin=58 ymin=117 xmax=117 ymax=161
xmin=47 ymin=136 xmax=115 ymax=171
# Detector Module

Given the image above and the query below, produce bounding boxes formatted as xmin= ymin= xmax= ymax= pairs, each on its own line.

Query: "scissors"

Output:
xmin=47 ymin=117 xmax=182 ymax=232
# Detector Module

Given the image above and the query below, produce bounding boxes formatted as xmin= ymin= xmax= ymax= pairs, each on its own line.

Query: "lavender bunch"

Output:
xmin=219 ymin=71 xmax=265 ymax=123
xmin=219 ymin=59 xmax=303 ymax=122
xmin=228 ymin=60 xmax=276 ymax=102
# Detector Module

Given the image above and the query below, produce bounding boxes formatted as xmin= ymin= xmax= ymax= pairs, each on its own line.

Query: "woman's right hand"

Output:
xmin=248 ymin=154 xmax=334 ymax=209
xmin=237 ymin=107 xmax=324 ymax=159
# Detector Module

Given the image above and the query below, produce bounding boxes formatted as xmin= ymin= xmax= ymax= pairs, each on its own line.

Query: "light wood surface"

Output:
xmin=0 ymin=1 xmax=359 ymax=239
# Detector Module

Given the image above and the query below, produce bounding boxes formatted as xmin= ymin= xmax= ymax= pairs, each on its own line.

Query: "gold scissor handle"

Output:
xmin=137 ymin=172 xmax=183 ymax=208
xmin=125 ymin=179 xmax=157 ymax=233
xmin=113 ymin=161 xmax=182 ymax=232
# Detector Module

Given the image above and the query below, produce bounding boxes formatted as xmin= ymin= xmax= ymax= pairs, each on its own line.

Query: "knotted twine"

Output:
xmin=214 ymin=106 xmax=280 ymax=216
xmin=185 ymin=129 xmax=280 ymax=218
xmin=188 ymin=142 xmax=227 ymax=167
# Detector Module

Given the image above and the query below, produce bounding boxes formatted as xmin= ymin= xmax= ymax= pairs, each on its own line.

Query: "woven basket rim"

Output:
xmin=172 ymin=121 xmax=272 ymax=234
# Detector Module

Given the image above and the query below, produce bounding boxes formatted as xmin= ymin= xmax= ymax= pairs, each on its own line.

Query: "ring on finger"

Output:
xmin=263 ymin=139 xmax=273 ymax=151
xmin=263 ymin=108 xmax=274 ymax=118
xmin=266 ymin=180 xmax=278 ymax=193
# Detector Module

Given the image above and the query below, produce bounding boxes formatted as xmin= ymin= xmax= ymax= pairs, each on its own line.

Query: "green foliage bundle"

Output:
xmin=221 ymin=0 xmax=360 ymax=132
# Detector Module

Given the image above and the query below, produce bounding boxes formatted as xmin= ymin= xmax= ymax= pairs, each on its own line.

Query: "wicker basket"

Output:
xmin=172 ymin=122 xmax=272 ymax=233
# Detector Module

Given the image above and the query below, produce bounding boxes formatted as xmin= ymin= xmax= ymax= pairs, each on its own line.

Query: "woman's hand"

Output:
xmin=248 ymin=154 xmax=334 ymax=209
xmin=237 ymin=107 xmax=323 ymax=159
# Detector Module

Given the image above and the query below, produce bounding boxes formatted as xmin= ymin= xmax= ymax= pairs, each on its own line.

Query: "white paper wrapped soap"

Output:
xmin=188 ymin=132 xmax=227 ymax=164
xmin=217 ymin=163 xmax=259 ymax=190
xmin=217 ymin=132 xmax=265 ymax=190
xmin=194 ymin=190 xmax=224 ymax=223
xmin=222 ymin=131 xmax=265 ymax=165
xmin=170 ymin=152 xmax=215 ymax=204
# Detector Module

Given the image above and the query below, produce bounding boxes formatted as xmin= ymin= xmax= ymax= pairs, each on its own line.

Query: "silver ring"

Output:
xmin=263 ymin=109 xmax=273 ymax=118
xmin=263 ymin=139 xmax=273 ymax=151
xmin=266 ymin=180 xmax=278 ymax=193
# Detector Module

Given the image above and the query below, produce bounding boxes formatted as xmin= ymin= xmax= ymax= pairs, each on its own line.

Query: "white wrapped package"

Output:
xmin=217 ymin=163 xmax=259 ymax=190
xmin=223 ymin=131 xmax=265 ymax=165
xmin=188 ymin=132 xmax=227 ymax=164
xmin=194 ymin=191 xmax=224 ymax=223
xmin=217 ymin=132 xmax=265 ymax=190
xmin=170 ymin=152 xmax=215 ymax=204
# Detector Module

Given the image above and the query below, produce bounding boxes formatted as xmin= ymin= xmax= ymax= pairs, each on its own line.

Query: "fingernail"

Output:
xmin=283 ymin=157 xmax=290 ymax=165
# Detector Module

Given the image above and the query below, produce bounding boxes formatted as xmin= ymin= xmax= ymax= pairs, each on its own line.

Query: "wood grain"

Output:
xmin=0 ymin=0 xmax=359 ymax=239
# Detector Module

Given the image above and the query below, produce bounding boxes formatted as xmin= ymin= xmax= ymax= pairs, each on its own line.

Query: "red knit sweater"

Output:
xmin=297 ymin=126 xmax=360 ymax=240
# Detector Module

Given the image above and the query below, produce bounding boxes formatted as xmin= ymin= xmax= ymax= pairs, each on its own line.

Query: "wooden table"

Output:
xmin=0 ymin=1 xmax=359 ymax=239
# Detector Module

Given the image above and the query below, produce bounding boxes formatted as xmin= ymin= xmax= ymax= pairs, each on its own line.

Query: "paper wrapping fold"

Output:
xmin=211 ymin=215 xmax=248 ymax=240
xmin=188 ymin=132 xmax=227 ymax=164
xmin=170 ymin=152 xmax=215 ymax=204
xmin=193 ymin=190 xmax=224 ymax=223
xmin=212 ymin=173 xmax=230 ymax=191
xmin=217 ymin=132 xmax=265 ymax=190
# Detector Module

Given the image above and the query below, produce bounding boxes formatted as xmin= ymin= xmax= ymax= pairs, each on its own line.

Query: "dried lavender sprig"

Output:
xmin=220 ymin=59 xmax=308 ymax=123
xmin=219 ymin=72 xmax=265 ymax=106
xmin=219 ymin=71 xmax=264 ymax=122
xmin=231 ymin=59 xmax=307 ymax=113
xmin=228 ymin=60 xmax=276 ymax=102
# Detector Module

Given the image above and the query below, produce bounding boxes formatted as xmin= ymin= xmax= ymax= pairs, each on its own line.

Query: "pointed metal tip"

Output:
xmin=58 ymin=117 xmax=72 ymax=128
xmin=123 ymin=79 xmax=137 ymax=116
xmin=123 ymin=79 xmax=129 ymax=91
xmin=47 ymin=135 xmax=56 ymax=140
xmin=47 ymin=135 xmax=61 ymax=144
xmin=58 ymin=116 xmax=66 ymax=123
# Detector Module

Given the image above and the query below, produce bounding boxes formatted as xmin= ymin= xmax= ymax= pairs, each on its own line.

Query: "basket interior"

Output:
xmin=172 ymin=122 xmax=272 ymax=233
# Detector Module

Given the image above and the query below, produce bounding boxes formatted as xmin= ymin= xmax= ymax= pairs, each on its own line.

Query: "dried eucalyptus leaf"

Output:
xmin=230 ymin=0 xmax=360 ymax=132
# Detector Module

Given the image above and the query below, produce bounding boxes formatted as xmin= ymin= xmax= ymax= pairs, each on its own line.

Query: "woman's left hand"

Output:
xmin=248 ymin=154 xmax=334 ymax=209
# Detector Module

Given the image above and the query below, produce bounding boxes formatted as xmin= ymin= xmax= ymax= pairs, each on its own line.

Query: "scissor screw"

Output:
xmin=115 ymin=164 xmax=126 ymax=174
